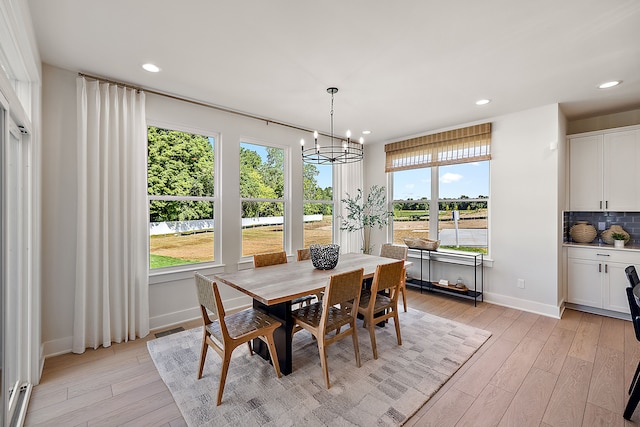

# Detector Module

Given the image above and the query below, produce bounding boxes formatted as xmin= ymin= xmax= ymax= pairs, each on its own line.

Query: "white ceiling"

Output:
xmin=27 ymin=0 xmax=640 ymax=143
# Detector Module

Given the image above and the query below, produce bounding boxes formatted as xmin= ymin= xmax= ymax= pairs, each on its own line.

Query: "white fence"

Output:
xmin=150 ymin=215 xmax=323 ymax=236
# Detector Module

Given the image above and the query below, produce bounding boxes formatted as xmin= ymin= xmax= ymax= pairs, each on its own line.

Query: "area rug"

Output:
xmin=147 ymin=308 xmax=491 ymax=427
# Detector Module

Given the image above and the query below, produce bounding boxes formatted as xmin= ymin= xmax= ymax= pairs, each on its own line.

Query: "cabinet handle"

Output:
xmin=600 ymin=201 xmax=603 ymax=209
xmin=596 ymin=253 xmax=610 ymax=257
xmin=606 ymin=200 xmax=609 ymax=209
xmin=599 ymin=264 xmax=602 ymax=273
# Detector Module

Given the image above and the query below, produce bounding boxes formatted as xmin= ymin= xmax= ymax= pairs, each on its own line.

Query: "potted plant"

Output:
xmin=611 ymin=232 xmax=627 ymax=248
xmin=339 ymin=185 xmax=393 ymax=254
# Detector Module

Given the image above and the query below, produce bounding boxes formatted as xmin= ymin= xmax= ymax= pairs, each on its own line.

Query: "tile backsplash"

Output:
xmin=564 ymin=211 xmax=640 ymax=244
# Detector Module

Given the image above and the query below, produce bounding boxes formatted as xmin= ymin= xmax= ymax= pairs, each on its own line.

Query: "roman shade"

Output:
xmin=384 ymin=123 xmax=491 ymax=172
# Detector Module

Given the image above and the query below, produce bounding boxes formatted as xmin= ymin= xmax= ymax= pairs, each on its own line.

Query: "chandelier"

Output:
xmin=301 ymin=87 xmax=363 ymax=164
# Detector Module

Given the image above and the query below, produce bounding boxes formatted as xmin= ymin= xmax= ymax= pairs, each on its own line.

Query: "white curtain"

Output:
xmin=335 ymin=161 xmax=364 ymax=253
xmin=73 ymin=77 xmax=149 ymax=353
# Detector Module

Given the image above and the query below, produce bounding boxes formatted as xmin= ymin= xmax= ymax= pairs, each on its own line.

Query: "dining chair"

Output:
xmin=380 ymin=243 xmax=409 ymax=312
xmin=291 ymin=268 xmax=364 ymax=388
xmin=352 ymin=260 xmax=405 ymax=359
xmin=624 ymin=265 xmax=640 ymax=420
xmin=297 ymin=248 xmax=310 ymax=261
xmin=254 ymin=251 xmax=315 ymax=307
xmin=194 ymin=272 xmax=282 ymax=405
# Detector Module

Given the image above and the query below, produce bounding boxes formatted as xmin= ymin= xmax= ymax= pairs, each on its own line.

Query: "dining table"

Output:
xmin=213 ymin=252 xmax=410 ymax=375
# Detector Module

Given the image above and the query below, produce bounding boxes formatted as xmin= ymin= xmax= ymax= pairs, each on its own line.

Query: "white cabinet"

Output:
xmin=569 ymin=127 xmax=640 ymax=211
xmin=567 ymin=247 xmax=639 ymax=314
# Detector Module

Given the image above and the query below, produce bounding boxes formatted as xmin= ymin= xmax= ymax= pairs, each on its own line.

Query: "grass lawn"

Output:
xmin=150 ymin=254 xmax=200 ymax=269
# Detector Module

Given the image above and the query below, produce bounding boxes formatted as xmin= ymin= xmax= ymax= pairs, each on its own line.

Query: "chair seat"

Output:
xmin=292 ymin=302 xmax=353 ymax=332
xmin=207 ymin=308 xmax=280 ymax=341
xmin=359 ymin=289 xmax=393 ymax=313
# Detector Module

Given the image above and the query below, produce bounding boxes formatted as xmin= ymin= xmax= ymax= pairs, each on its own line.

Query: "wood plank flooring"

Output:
xmin=25 ymin=288 xmax=640 ymax=426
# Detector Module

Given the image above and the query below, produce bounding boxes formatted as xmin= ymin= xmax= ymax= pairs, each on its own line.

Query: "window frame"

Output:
xmin=389 ymin=162 xmax=489 ymax=254
xmin=146 ymin=121 xmax=221 ymax=274
xmin=239 ymin=138 xmax=290 ymax=259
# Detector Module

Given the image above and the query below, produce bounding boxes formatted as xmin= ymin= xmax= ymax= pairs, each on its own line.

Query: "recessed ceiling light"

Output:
xmin=475 ymin=99 xmax=491 ymax=106
xmin=362 ymin=130 xmax=371 ymax=135
xmin=598 ymin=80 xmax=621 ymax=89
xmin=142 ymin=63 xmax=160 ymax=73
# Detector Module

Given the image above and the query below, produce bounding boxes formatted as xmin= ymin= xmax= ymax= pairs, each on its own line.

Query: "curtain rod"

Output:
xmin=78 ymin=72 xmax=318 ymax=136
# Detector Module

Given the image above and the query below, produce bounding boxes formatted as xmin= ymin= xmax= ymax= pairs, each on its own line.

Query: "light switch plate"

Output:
xmin=598 ymin=222 xmax=606 ymax=230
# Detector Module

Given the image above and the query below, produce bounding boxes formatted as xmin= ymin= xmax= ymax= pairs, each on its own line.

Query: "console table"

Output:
xmin=406 ymin=248 xmax=484 ymax=306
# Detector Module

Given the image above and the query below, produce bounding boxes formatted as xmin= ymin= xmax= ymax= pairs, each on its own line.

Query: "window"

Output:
xmin=303 ymin=163 xmax=333 ymax=246
xmin=392 ymin=161 xmax=489 ymax=253
xmin=387 ymin=123 xmax=491 ymax=253
xmin=240 ymin=141 xmax=287 ymax=256
xmin=147 ymin=126 xmax=218 ymax=269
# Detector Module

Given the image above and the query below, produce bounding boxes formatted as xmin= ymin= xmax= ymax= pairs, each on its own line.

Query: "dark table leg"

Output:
xmin=252 ymin=299 xmax=293 ymax=375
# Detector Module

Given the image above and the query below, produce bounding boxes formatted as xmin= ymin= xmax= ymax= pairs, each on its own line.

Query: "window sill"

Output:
xmin=149 ymin=263 xmax=226 ymax=285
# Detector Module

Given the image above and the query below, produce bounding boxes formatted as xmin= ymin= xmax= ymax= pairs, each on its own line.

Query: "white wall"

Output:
xmin=366 ymin=104 xmax=565 ymax=317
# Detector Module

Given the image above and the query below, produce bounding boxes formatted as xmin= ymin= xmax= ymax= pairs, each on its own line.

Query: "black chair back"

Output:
xmin=625 ymin=265 xmax=640 ymax=342
xmin=628 ymin=265 xmax=640 ymax=287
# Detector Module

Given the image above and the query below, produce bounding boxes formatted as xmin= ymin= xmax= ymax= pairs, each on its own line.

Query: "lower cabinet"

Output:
xmin=567 ymin=246 xmax=639 ymax=314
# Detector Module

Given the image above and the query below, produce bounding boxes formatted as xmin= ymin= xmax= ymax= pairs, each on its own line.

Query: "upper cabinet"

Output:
xmin=569 ymin=126 xmax=640 ymax=211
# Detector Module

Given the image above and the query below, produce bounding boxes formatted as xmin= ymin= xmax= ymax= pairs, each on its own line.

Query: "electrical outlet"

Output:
xmin=517 ymin=279 xmax=525 ymax=289
xmin=598 ymin=222 xmax=606 ymax=230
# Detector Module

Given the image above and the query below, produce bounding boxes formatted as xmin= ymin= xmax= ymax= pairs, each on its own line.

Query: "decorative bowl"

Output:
xmin=601 ymin=225 xmax=630 ymax=245
xmin=309 ymin=244 xmax=340 ymax=270
xmin=403 ymin=237 xmax=440 ymax=250
xmin=569 ymin=221 xmax=597 ymax=243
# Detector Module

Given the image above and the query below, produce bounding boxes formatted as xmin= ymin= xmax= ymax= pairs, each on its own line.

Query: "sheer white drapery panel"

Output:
xmin=335 ymin=161 xmax=363 ymax=254
xmin=73 ymin=77 xmax=149 ymax=354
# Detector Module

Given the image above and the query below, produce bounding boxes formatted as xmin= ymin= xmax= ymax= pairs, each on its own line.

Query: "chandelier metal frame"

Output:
xmin=301 ymin=87 xmax=363 ymax=164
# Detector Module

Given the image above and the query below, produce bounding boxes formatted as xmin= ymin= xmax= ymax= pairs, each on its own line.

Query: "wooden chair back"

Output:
xmin=194 ymin=272 xmax=226 ymax=327
xmin=380 ymin=244 xmax=409 ymax=311
xmin=380 ymin=243 xmax=408 ymax=261
xmin=324 ymin=268 xmax=364 ymax=310
xmin=370 ymin=260 xmax=405 ymax=295
xmin=297 ymin=248 xmax=311 ymax=261
xmin=254 ymin=251 xmax=287 ymax=268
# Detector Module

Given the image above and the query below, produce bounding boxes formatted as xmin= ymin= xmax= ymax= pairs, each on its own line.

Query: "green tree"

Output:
xmin=260 ymin=147 xmax=285 ymax=198
xmin=240 ymin=146 xmax=282 ymax=217
xmin=147 ymin=127 xmax=214 ymax=221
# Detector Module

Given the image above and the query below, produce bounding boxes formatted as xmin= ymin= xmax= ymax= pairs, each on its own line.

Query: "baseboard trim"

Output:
xmin=42 ymin=336 xmax=73 ymax=358
xmin=565 ymin=302 xmax=631 ymax=321
xmin=149 ymin=296 xmax=251 ymax=331
xmin=484 ymin=291 xmax=562 ymax=319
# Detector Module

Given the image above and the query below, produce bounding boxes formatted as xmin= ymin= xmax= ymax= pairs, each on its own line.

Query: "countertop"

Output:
xmin=563 ymin=241 xmax=640 ymax=252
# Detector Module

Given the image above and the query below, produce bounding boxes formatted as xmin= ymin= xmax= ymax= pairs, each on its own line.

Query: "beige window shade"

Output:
xmin=384 ymin=123 xmax=491 ymax=172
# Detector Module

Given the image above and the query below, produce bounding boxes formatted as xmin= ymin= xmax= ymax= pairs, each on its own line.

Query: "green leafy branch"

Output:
xmin=339 ymin=185 xmax=393 ymax=254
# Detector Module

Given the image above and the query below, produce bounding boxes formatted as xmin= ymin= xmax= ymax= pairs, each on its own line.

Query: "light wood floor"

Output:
xmin=25 ymin=288 xmax=640 ymax=426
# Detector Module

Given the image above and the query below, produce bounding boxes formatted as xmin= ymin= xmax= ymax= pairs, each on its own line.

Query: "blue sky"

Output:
xmin=393 ymin=162 xmax=489 ymax=200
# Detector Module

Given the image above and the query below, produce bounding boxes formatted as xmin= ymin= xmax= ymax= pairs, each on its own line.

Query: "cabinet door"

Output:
xmin=603 ymin=262 xmax=633 ymax=313
xmin=567 ymin=257 xmax=602 ymax=307
xmin=569 ymin=135 xmax=603 ymax=211
xmin=604 ymin=129 xmax=640 ymax=211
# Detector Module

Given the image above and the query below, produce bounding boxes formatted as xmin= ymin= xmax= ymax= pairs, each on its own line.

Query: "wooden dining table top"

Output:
xmin=213 ymin=252 xmax=410 ymax=306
